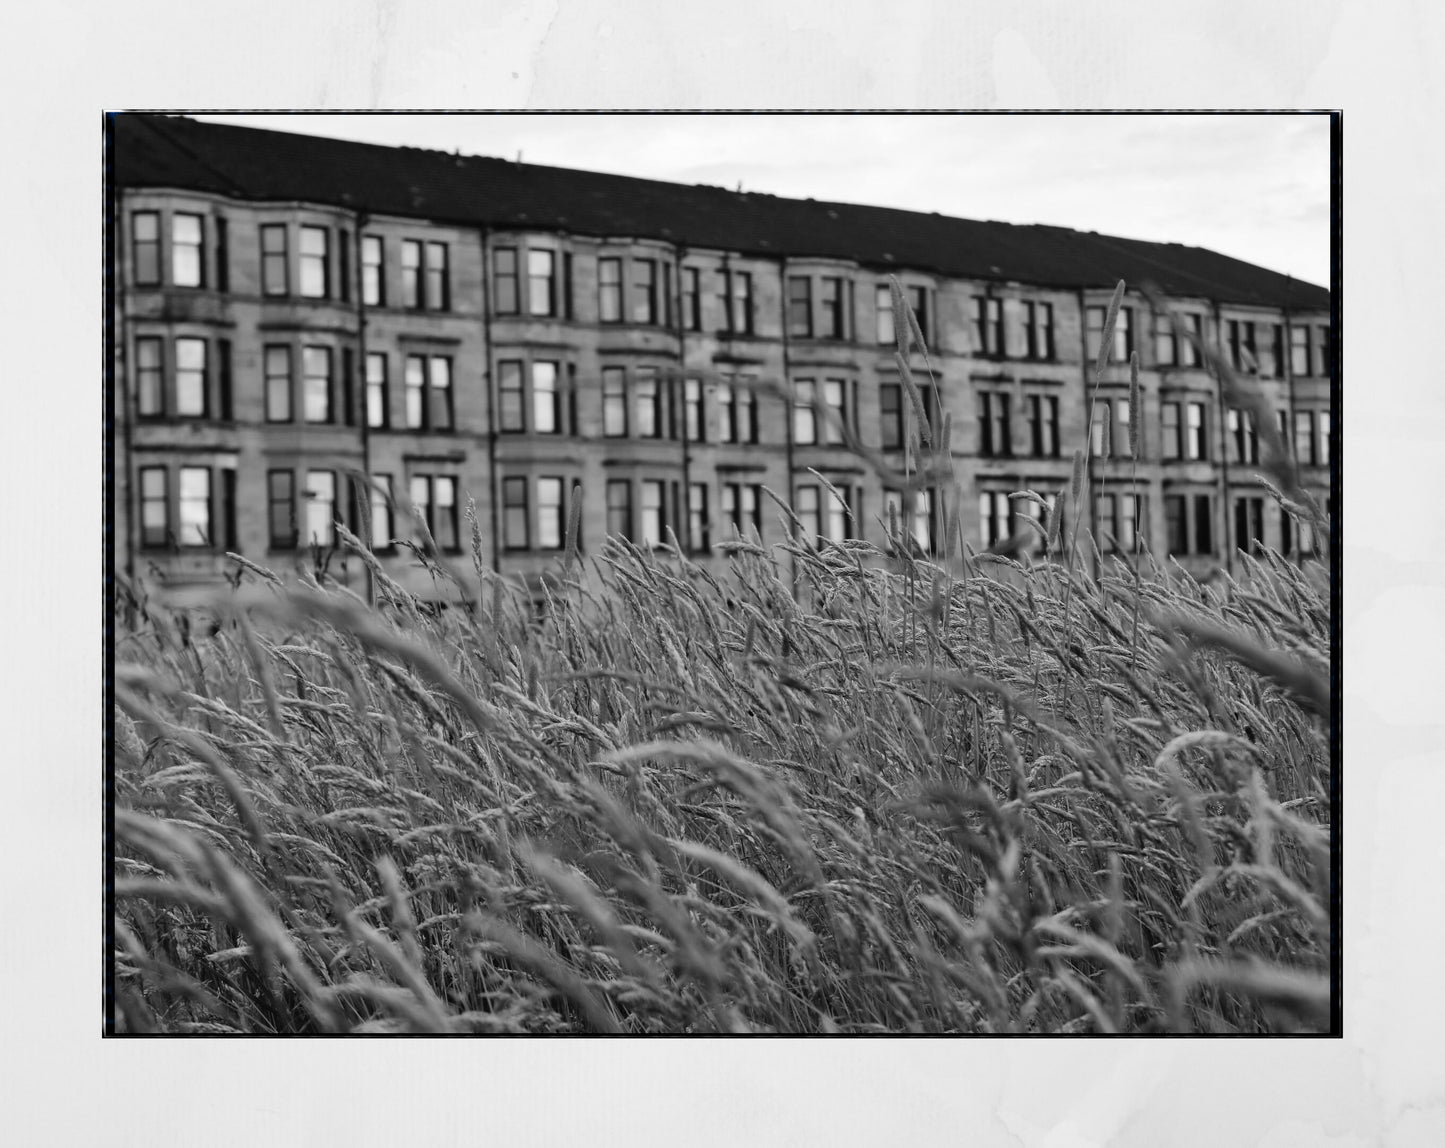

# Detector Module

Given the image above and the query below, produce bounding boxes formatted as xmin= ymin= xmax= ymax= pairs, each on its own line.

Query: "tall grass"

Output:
xmin=111 ymin=281 xmax=1332 ymax=1034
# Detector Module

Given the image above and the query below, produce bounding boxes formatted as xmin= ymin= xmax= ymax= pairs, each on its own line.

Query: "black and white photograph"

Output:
xmin=105 ymin=110 xmax=1336 ymax=1037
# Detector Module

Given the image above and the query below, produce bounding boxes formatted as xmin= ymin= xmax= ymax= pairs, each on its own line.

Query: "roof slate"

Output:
xmin=113 ymin=114 xmax=1331 ymax=311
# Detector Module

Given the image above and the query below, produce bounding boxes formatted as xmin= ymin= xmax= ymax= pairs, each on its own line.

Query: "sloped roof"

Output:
xmin=112 ymin=114 xmax=1330 ymax=311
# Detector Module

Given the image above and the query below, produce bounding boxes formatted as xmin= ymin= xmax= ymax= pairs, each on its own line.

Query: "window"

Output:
xmin=1186 ymin=402 xmax=1207 ymax=460
xmin=1226 ymin=320 xmax=1242 ymax=371
xmin=632 ymin=259 xmax=658 ymax=324
xmin=428 ymin=357 xmax=453 ymax=431
xmin=215 ymin=218 xmax=229 ymax=294
xmin=563 ymin=253 xmax=575 ymax=320
xmin=406 ymin=356 xmax=428 ymax=430
xmin=305 ymin=471 xmax=336 ymax=547
xmin=823 ymin=379 xmax=849 ymax=445
xmin=880 ymin=382 xmax=904 ymax=450
xmin=1165 ymin=495 xmax=1188 ymax=555
xmin=533 ymin=478 xmax=564 ymax=550
xmin=1320 ymin=410 xmax=1333 ymax=465
xmin=1024 ymin=301 xmax=1054 ymax=361
xmin=979 ymin=491 xmax=1011 ymax=548
xmin=533 ymin=361 xmax=561 ymax=434
xmin=409 ymin=474 xmax=459 ymax=552
xmin=1228 ymin=408 xmax=1258 ymax=464
xmin=502 ymin=477 xmax=529 ymax=550
xmin=1318 ymin=326 xmax=1333 ymax=379
xmin=1295 ymin=410 xmax=1318 ymax=465
xmin=599 ymin=258 xmax=622 ymax=323
xmin=682 ymin=267 xmax=701 ymax=331
xmin=172 ymin=214 xmax=204 ymax=288
xmin=1097 ymin=493 xmax=1141 ymax=553
xmin=299 ymin=226 xmax=329 ymax=298
xmin=1155 ymin=312 xmax=1178 ymax=366
xmin=1270 ymin=323 xmax=1285 ymax=378
xmin=136 ymin=337 xmax=163 ymax=417
xmin=362 ymin=235 xmax=385 ymax=306
xmin=1290 ymin=326 xmax=1312 ymax=377
xmin=979 ymin=392 xmax=1011 ymax=457
xmin=685 ymin=379 xmax=704 ymax=443
xmin=498 ymin=360 xmax=524 ymax=433
xmin=727 ymin=270 xmax=753 ymax=335
xmin=425 ymin=242 xmax=449 ymax=310
xmin=876 ymin=283 xmax=895 ymax=346
xmin=529 ymin=250 xmax=557 ymax=317
xmin=260 ymin=224 xmax=288 ymax=296
xmin=369 ymin=475 xmax=394 ymax=551
xmin=722 ymin=483 xmax=763 ymax=539
xmin=823 ymin=484 xmax=856 ymax=542
xmin=602 ymin=367 xmax=628 ymax=437
xmin=719 ymin=375 xmax=756 ymax=444
xmin=795 ymin=485 xmax=821 ymax=545
xmin=1193 ymin=493 xmax=1214 ymax=554
xmin=975 ymin=297 xmax=1004 ymax=357
xmin=1182 ymin=313 xmax=1203 ymax=368
xmin=820 ymin=277 xmax=845 ymax=339
xmin=1234 ymin=496 xmax=1265 ymax=556
xmin=264 ymin=346 xmax=291 ymax=422
xmin=788 ymin=276 xmax=813 ymax=338
xmin=303 ymin=346 xmax=332 ymax=423
xmin=909 ymin=286 xmax=930 ymax=346
xmin=1090 ymin=400 xmax=1113 ymax=458
xmin=1162 ymin=402 xmax=1181 ymax=460
xmin=884 ymin=488 xmax=935 ymax=555
xmin=793 ymin=379 xmax=817 ymax=445
xmin=140 ymin=467 xmax=168 ymax=548
xmin=1281 ymin=507 xmax=1317 ymax=558
xmin=1027 ymin=394 xmax=1059 ymax=458
xmin=688 ymin=483 xmax=710 ymax=551
xmin=262 ymin=471 xmax=294 ymax=549
xmin=493 ymin=247 xmax=519 ymax=314
xmin=401 ymin=241 xmax=421 ymax=308
xmin=607 ymin=480 xmax=633 ymax=540
xmin=640 ymin=480 xmax=666 ymax=547
xmin=635 ymin=368 xmax=662 ymax=439
xmin=132 ymin=212 xmax=160 ymax=285
xmin=366 ymin=353 xmax=388 ymax=428
xmin=173 ymin=338 xmax=207 ymax=418
xmin=217 ymin=339 xmax=233 ymax=420
xmin=1087 ymin=304 xmax=1132 ymax=364
xmin=175 ymin=467 xmax=211 ymax=547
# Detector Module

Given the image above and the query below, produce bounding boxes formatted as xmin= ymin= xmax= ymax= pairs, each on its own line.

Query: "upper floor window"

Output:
xmin=1086 ymin=304 xmax=1132 ymax=364
xmin=135 ymin=337 xmax=163 ymax=417
xmin=975 ymin=297 xmax=1004 ymax=357
xmin=1162 ymin=402 xmax=1182 ymax=460
xmin=303 ymin=346 xmax=332 ymax=423
xmin=1269 ymin=323 xmax=1286 ymax=378
xmin=405 ymin=354 xmax=453 ymax=431
xmin=607 ymin=479 xmax=633 ymax=541
xmin=632 ymin=259 xmax=658 ymax=325
xmin=1155 ymin=313 xmax=1178 ymax=366
xmin=1097 ymin=492 xmax=1142 ymax=554
xmin=494 ymin=246 xmax=519 ymax=314
xmin=537 ymin=477 xmax=567 ymax=550
xmin=635 ymin=368 xmax=664 ymax=439
xmin=1290 ymin=325 xmax=1312 ymax=377
xmin=498 ymin=360 xmax=524 ymax=432
xmin=682 ymin=267 xmax=701 ymax=331
xmin=820 ymin=277 xmax=846 ymax=339
xmin=721 ymin=483 xmax=763 ymax=540
xmin=719 ymin=374 xmax=757 ymax=445
xmin=533 ymin=361 xmax=561 ymax=434
xmin=640 ymin=480 xmax=667 ymax=548
xmin=139 ymin=467 xmax=169 ymax=549
xmin=1294 ymin=409 xmax=1318 ymax=465
xmin=265 ymin=346 xmax=292 ymax=422
xmin=1023 ymin=301 xmax=1054 ymax=361
xmin=788 ymin=276 xmax=813 ymax=338
xmin=603 ymin=367 xmax=627 ymax=437
xmin=1182 ymin=313 xmax=1204 ymax=367
xmin=304 ymin=470 xmax=337 ymax=548
xmin=1318 ymin=325 xmax=1333 ymax=379
xmin=366 ymin=353 xmax=389 ymax=428
xmin=177 ymin=467 xmax=214 ymax=547
xmin=1165 ymin=493 xmax=1213 ymax=556
xmin=367 ymin=475 xmax=394 ymax=552
xmin=132 ymin=212 xmax=161 ymax=286
xmin=412 ymin=474 xmax=460 ymax=552
xmin=175 ymin=337 xmax=208 ymax=418
xmin=260 ymin=225 xmax=288 ymax=296
xmin=1026 ymin=394 xmax=1059 ymax=458
xmin=688 ymin=483 xmax=711 ymax=552
xmin=530 ymin=250 xmax=557 ymax=317
xmin=876 ymin=283 xmax=895 ymax=347
xmin=1186 ymin=400 xmax=1207 ymax=460
xmin=793 ymin=379 xmax=818 ymax=445
xmin=823 ymin=378 xmax=850 ymax=445
xmin=1227 ymin=319 xmax=1258 ymax=373
xmin=883 ymin=488 xmax=936 ymax=556
xmin=599 ymin=258 xmax=622 ymax=323
xmin=880 ymin=381 xmax=903 ymax=450
xmin=979 ymin=490 xmax=1012 ymax=549
xmin=502 ymin=477 xmax=529 ymax=550
xmin=978 ymin=391 xmax=1011 ymax=457
xmin=724 ymin=269 xmax=753 ymax=335
xmin=795 ymin=485 xmax=822 ymax=546
xmin=1233 ymin=496 xmax=1265 ymax=556
xmin=908 ymin=286 xmax=930 ymax=346
xmin=362 ymin=235 xmax=385 ymax=306
xmin=172 ymin=214 xmax=204 ymax=288
xmin=402 ymin=240 xmax=449 ymax=310
xmin=685 ymin=379 xmax=704 ymax=443
xmin=299 ymin=226 xmax=329 ymax=299
xmin=1228 ymin=408 xmax=1259 ymax=465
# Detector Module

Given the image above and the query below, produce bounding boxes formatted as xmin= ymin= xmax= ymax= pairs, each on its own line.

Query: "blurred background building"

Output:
xmin=110 ymin=114 xmax=1334 ymax=602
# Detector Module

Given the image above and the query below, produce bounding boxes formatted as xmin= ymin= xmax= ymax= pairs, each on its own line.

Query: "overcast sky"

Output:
xmin=196 ymin=113 xmax=1332 ymax=289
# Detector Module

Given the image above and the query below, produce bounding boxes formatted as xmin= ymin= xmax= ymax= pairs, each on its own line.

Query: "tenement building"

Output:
xmin=110 ymin=115 xmax=1335 ymax=603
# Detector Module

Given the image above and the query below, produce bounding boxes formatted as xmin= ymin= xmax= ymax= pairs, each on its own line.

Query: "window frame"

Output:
xmin=132 ymin=211 xmax=161 ymax=286
xmin=135 ymin=335 xmax=164 ymax=418
xmin=632 ymin=258 xmax=658 ymax=325
xmin=304 ymin=469 xmax=337 ymax=549
xmin=177 ymin=466 xmax=212 ymax=548
xmin=606 ymin=479 xmax=633 ymax=541
xmin=979 ymin=390 xmax=1012 ymax=458
xmin=361 ymin=235 xmax=385 ymax=306
xmin=298 ymin=225 xmax=330 ymax=300
xmin=975 ymin=297 xmax=1004 ymax=358
xmin=174 ymin=336 xmax=209 ymax=419
xmin=598 ymin=257 xmax=623 ymax=324
xmin=366 ymin=352 xmax=389 ymax=429
xmin=792 ymin=378 xmax=818 ymax=446
xmin=171 ymin=212 xmax=205 ymax=289
xmin=260 ymin=224 xmax=289 ymax=297
xmin=529 ymin=249 xmax=558 ymax=318
xmin=502 ymin=476 xmax=530 ymax=551
xmin=302 ymin=345 xmax=333 ymax=424
xmin=788 ymin=275 xmax=813 ymax=338
xmin=139 ymin=466 xmax=170 ymax=549
xmin=532 ymin=360 xmax=561 ymax=435
xmin=494 ymin=246 xmax=520 ymax=315
xmin=820 ymin=276 xmax=845 ymax=340
xmin=876 ymin=283 xmax=895 ymax=347
xmin=602 ymin=366 xmax=628 ymax=438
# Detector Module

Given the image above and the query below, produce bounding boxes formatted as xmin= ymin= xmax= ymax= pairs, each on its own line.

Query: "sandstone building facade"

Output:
xmin=110 ymin=115 xmax=1335 ymax=602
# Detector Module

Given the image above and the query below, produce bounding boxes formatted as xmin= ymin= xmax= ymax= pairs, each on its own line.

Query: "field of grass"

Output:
xmin=110 ymin=283 xmax=1334 ymax=1034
